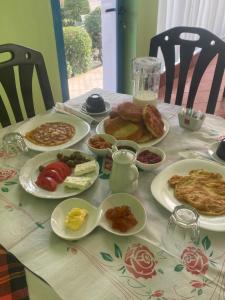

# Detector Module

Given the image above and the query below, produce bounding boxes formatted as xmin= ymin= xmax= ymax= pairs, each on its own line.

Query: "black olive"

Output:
xmin=67 ymin=160 xmax=76 ymax=167
xmin=57 ymin=152 xmax=64 ymax=160
xmin=63 ymin=155 xmax=70 ymax=162
xmin=39 ymin=165 xmax=44 ymax=172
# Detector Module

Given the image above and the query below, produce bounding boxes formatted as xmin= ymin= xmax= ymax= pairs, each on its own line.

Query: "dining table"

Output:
xmin=0 ymin=88 xmax=225 ymax=300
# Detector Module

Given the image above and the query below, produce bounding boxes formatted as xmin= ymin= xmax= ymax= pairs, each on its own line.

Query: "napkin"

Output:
xmin=54 ymin=102 xmax=97 ymax=125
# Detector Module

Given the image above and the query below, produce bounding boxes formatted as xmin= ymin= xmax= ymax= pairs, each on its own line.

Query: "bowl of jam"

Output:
xmin=136 ymin=146 xmax=166 ymax=171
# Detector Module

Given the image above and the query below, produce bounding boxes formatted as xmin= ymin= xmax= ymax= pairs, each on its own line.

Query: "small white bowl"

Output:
xmin=136 ymin=146 xmax=166 ymax=171
xmin=115 ymin=140 xmax=139 ymax=153
xmin=87 ymin=133 xmax=116 ymax=156
xmin=99 ymin=193 xmax=147 ymax=236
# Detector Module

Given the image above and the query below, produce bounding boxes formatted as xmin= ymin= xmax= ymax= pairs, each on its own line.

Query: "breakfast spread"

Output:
xmin=216 ymin=139 xmax=225 ymax=161
xmin=137 ymin=150 xmax=162 ymax=164
xmin=105 ymin=205 xmax=138 ymax=232
xmin=89 ymin=136 xmax=112 ymax=149
xmin=86 ymin=94 xmax=105 ymax=113
xmin=25 ymin=122 xmax=75 ymax=146
xmin=104 ymin=102 xmax=164 ymax=143
xmin=64 ymin=208 xmax=88 ymax=230
xmin=168 ymin=169 xmax=225 ymax=216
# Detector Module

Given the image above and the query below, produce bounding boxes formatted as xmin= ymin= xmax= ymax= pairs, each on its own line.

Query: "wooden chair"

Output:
xmin=0 ymin=44 xmax=55 ymax=127
xmin=149 ymin=27 xmax=225 ymax=114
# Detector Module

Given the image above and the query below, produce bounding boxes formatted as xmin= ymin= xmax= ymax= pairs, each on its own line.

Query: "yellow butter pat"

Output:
xmin=64 ymin=208 xmax=88 ymax=230
xmin=74 ymin=160 xmax=96 ymax=176
xmin=64 ymin=176 xmax=91 ymax=189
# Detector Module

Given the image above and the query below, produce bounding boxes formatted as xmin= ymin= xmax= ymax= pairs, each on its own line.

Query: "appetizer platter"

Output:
xmin=17 ymin=112 xmax=90 ymax=152
xmin=19 ymin=149 xmax=99 ymax=199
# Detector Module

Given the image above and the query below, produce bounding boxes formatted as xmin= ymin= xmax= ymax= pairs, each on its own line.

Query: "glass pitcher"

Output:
xmin=132 ymin=57 xmax=161 ymax=107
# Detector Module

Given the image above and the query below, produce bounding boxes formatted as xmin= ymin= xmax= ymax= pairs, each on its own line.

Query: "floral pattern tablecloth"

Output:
xmin=0 ymin=89 xmax=225 ymax=300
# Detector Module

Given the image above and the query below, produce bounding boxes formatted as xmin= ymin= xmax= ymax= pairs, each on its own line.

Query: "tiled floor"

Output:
xmin=159 ymin=56 xmax=225 ymax=118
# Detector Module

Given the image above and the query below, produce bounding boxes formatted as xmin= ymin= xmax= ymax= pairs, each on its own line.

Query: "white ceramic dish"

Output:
xmin=51 ymin=193 xmax=147 ymax=240
xmin=19 ymin=149 xmax=99 ymax=199
xmin=96 ymin=117 xmax=170 ymax=147
xmin=51 ymin=197 xmax=100 ymax=240
xmin=87 ymin=133 xmax=117 ymax=157
xmin=208 ymin=142 xmax=225 ymax=165
xmin=136 ymin=146 xmax=166 ymax=171
xmin=17 ymin=112 xmax=90 ymax=152
xmin=151 ymin=158 xmax=225 ymax=231
xmin=115 ymin=140 xmax=139 ymax=153
xmin=81 ymin=101 xmax=111 ymax=116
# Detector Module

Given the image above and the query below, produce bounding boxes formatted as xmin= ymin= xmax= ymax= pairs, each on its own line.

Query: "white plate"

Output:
xmin=51 ymin=197 xmax=100 ymax=240
xmin=208 ymin=142 xmax=225 ymax=165
xmin=17 ymin=112 xmax=90 ymax=152
xmin=96 ymin=117 xmax=170 ymax=147
xmin=151 ymin=159 xmax=225 ymax=231
xmin=81 ymin=101 xmax=111 ymax=116
xmin=19 ymin=149 xmax=99 ymax=199
xmin=51 ymin=193 xmax=147 ymax=240
xmin=99 ymin=193 xmax=147 ymax=236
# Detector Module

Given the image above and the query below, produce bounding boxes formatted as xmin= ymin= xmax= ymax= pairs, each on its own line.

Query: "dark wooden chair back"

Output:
xmin=149 ymin=27 xmax=225 ymax=114
xmin=0 ymin=44 xmax=55 ymax=127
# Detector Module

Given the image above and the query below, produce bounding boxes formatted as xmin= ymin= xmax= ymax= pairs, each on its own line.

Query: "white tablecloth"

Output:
xmin=1 ymin=89 xmax=225 ymax=300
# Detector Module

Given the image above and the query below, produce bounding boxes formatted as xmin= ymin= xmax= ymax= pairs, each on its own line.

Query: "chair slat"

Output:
xmin=19 ymin=64 xmax=35 ymax=118
xmin=0 ymin=67 xmax=23 ymax=122
xmin=176 ymin=45 xmax=195 ymax=106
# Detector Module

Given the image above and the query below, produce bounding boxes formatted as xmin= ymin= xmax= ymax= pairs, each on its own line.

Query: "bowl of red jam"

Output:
xmin=136 ymin=147 xmax=166 ymax=171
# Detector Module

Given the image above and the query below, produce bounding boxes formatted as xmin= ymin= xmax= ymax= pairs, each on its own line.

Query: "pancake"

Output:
xmin=136 ymin=122 xmax=155 ymax=143
xmin=25 ymin=122 xmax=75 ymax=146
xmin=168 ymin=169 xmax=225 ymax=216
xmin=104 ymin=117 xmax=143 ymax=141
xmin=143 ymin=104 xmax=164 ymax=138
xmin=117 ymin=102 xmax=143 ymax=123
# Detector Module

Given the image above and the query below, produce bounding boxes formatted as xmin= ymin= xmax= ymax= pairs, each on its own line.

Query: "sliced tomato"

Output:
xmin=40 ymin=169 xmax=64 ymax=183
xmin=43 ymin=161 xmax=71 ymax=178
xmin=36 ymin=175 xmax=57 ymax=191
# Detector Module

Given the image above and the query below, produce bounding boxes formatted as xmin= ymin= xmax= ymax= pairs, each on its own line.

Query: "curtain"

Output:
xmin=157 ymin=0 xmax=225 ymax=38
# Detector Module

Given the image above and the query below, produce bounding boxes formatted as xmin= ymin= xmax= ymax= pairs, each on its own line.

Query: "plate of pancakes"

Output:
xmin=151 ymin=158 xmax=225 ymax=231
xmin=95 ymin=102 xmax=169 ymax=147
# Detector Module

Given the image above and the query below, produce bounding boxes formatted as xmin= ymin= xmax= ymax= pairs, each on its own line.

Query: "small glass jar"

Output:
xmin=163 ymin=205 xmax=200 ymax=258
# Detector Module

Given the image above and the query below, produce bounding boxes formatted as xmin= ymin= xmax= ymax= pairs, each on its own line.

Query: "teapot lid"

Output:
xmin=112 ymin=149 xmax=136 ymax=164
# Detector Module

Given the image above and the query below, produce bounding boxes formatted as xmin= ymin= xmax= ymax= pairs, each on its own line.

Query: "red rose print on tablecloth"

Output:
xmin=181 ymin=246 xmax=208 ymax=275
xmin=124 ymin=243 xmax=157 ymax=279
xmin=0 ymin=168 xmax=17 ymax=182
xmin=191 ymin=280 xmax=206 ymax=288
xmin=151 ymin=290 xmax=164 ymax=297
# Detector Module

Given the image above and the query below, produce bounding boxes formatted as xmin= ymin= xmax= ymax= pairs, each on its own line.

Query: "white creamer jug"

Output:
xmin=109 ymin=149 xmax=139 ymax=193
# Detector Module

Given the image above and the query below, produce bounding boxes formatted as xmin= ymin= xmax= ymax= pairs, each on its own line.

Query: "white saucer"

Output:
xmin=208 ymin=142 xmax=225 ymax=165
xmin=81 ymin=101 xmax=111 ymax=116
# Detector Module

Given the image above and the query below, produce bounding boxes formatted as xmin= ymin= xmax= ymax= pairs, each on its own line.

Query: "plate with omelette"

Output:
xmin=151 ymin=158 xmax=225 ymax=231
xmin=96 ymin=102 xmax=170 ymax=147
xmin=17 ymin=112 xmax=90 ymax=152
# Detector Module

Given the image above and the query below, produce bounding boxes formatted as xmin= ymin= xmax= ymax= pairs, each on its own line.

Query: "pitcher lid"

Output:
xmin=112 ymin=149 xmax=136 ymax=164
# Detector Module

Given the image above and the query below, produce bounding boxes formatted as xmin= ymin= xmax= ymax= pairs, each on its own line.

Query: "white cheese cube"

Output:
xmin=74 ymin=160 xmax=96 ymax=176
xmin=64 ymin=176 xmax=91 ymax=189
